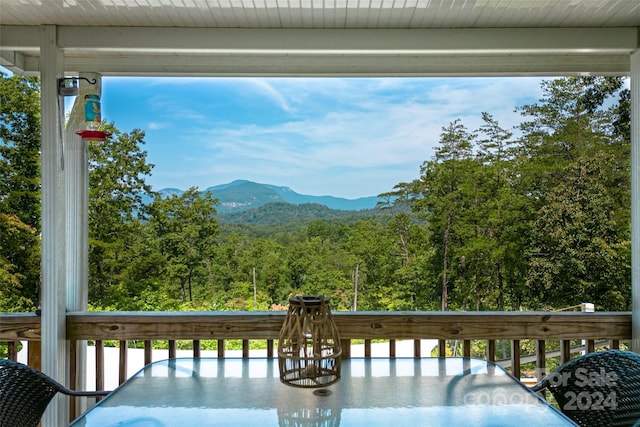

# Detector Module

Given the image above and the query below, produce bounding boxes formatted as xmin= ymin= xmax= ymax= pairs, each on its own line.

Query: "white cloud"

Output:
xmin=147 ymin=121 xmax=166 ymax=130
xmin=245 ymin=79 xmax=295 ymax=113
xmin=135 ymin=77 xmax=549 ymax=198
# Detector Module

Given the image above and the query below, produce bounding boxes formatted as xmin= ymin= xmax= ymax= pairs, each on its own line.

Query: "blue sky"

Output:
xmin=94 ymin=76 xmax=547 ymax=199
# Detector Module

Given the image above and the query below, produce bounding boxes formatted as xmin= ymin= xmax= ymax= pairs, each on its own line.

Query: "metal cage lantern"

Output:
xmin=278 ymin=296 xmax=342 ymax=388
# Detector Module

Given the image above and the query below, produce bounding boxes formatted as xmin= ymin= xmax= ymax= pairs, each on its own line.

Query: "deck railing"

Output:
xmin=1 ymin=311 xmax=632 ymax=393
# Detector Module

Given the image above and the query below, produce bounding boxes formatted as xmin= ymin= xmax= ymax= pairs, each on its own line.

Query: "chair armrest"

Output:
xmin=529 ymin=378 xmax=548 ymax=393
xmin=62 ymin=389 xmax=111 ymax=397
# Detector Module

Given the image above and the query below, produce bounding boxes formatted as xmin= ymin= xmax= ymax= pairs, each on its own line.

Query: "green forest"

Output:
xmin=0 ymin=74 xmax=632 ymax=314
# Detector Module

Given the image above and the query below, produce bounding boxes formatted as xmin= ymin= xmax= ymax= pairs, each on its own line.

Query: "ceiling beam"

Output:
xmin=60 ymin=53 xmax=630 ymax=77
xmin=1 ymin=25 xmax=637 ymax=76
xmin=3 ymin=26 xmax=636 ymax=53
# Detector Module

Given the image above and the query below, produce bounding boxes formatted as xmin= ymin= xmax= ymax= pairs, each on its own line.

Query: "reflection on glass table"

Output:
xmin=70 ymin=357 xmax=576 ymax=426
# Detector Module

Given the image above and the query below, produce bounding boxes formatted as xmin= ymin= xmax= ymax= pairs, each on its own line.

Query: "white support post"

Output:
xmin=64 ymin=73 xmax=101 ymax=411
xmin=39 ymin=25 xmax=68 ymax=426
xmin=581 ymin=303 xmax=594 ymax=355
xmin=632 ymin=49 xmax=640 ymax=354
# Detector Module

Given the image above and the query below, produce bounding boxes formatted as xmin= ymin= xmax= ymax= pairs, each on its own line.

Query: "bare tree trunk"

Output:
xmin=441 ymin=210 xmax=452 ymax=311
xmin=399 ymin=233 xmax=410 ymax=263
xmin=206 ymin=257 xmax=214 ymax=299
xmin=475 ymin=258 xmax=481 ymax=310
xmin=353 ymin=264 xmax=359 ymax=311
xmin=253 ymin=267 xmax=257 ymax=310
xmin=497 ymin=261 xmax=504 ymax=311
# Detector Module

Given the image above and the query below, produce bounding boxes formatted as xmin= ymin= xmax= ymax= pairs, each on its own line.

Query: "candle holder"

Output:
xmin=278 ymin=296 xmax=342 ymax=388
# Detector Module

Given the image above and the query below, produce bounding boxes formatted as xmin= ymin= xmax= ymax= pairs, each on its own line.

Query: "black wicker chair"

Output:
xmin=532 ymin=350 xmax=640 ymax=427
xmin=0 ymin=358 xmax=110 ymax=427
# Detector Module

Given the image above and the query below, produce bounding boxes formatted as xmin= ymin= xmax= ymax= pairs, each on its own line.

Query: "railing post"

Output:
xmin=536 ymin=340 xmax=546 ymax=382
xmin=217 ymin=339 xmax=225 ymax=358
xmin=267 ymin=340 xmax=274 ymax=358
xmin=95 ymin=340 xmax=104 ymax=394
xmin=510 ymin=340 xmax=520 ymax=379
xmin=144 ymin=341 xmax=152 ymax=365
xmin=560 ymin=340 xmax=571 ymax=363
xmin=118 ymin=341 xmax=127 ymax=385
xmin=28 ymin=340 xmax=41 ymax=370
xmin=487 ymin=340 xmax=496 ymax=362
xmin=463 ymin=340 xmax=471 ymax=358
xmin=69 ymin=340 xmax=77 ymax=419
xmin=8 ymin=341 xmax=18 ymax=361
xmin=340 ymin=339 xmax=351 ymax=359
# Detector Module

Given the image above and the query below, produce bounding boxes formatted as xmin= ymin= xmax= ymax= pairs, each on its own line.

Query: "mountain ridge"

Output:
xmin=157 ymin=179 xmax=381 ymax=213
xmin=218 ymin=201 xmax=384 ymax=230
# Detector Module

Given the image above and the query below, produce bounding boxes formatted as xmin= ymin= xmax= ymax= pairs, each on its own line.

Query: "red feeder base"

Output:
xmin=75 ymin=130 xmax=109 ymax=141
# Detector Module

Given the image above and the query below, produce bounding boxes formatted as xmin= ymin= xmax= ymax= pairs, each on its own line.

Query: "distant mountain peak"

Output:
xmin=161 ymin=187 xmax=183 ymax=194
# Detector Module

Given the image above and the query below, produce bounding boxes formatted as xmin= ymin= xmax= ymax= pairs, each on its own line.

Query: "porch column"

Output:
xmin=632 ymin=49 xmax=640 ymax=354
xmin=39 ymin=25 xmax=68 ymax=426
xmin=65 ymin=72 xmax=100 ymax=412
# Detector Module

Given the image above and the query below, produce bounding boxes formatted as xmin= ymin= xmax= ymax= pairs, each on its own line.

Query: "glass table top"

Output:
xmin=70 ymin=357 xmax=575 ymax=426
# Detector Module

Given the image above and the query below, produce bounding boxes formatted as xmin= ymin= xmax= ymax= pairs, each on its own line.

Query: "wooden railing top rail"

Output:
xmin=1 ymin=311 xmax=632 ymax=342
xmin=0 ymin=312 xmax=41 ymax=341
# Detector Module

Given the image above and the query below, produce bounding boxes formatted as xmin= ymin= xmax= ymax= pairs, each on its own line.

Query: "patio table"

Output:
xmin=70 ymin=357 xmax=576 ymax=426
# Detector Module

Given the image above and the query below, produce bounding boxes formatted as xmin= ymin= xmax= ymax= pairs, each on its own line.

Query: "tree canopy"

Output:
xmin=0 ymin=74 xmax=631 ymax=313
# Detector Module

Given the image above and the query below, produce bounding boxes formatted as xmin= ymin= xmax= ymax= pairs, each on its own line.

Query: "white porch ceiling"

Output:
xmin=0 ymin=0 xmax=639 ymax=76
